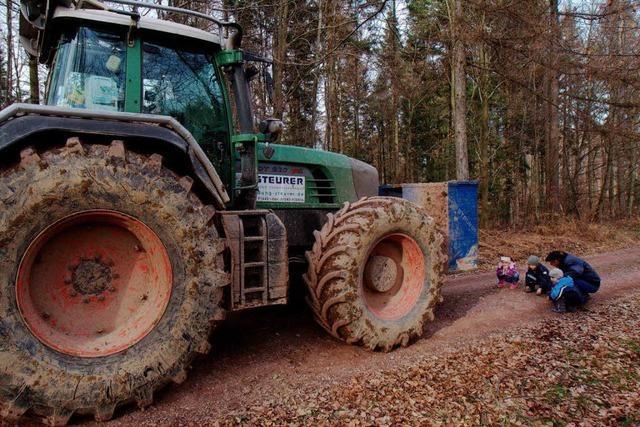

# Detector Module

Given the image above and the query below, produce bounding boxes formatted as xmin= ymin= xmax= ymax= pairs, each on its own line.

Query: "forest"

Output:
xmin=1 ymin=0 xmax=639 ymax=226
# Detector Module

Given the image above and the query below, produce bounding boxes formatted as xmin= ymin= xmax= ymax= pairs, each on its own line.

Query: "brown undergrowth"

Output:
xmin=478 ymin=219 xmax=640 ymax=270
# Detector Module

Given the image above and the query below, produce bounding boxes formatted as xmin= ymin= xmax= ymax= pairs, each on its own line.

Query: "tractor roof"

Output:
xmin=20 ymin=0 xmax=241 ymax=62
xmin=53 ymin=6 xmax=223 ymax=45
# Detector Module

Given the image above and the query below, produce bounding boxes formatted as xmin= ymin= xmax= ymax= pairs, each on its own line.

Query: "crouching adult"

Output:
xmin=545 ymin=251 xmax=601 ymax=297
xmin=548 ymin=268 xmax=586 ymax=313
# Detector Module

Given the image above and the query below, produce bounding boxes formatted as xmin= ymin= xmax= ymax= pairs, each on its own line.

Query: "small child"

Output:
xmin=496 ymin=256 xmax=520 ymax=289
xmin=524 ymin=255 xmax=552 ymax=295
xmin=548 ymin=268 xmax=585 ymax=313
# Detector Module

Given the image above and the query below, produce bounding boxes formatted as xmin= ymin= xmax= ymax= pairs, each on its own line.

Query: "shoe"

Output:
xmin=525 ymin=286 xmax=535 ymax=293
xmin=552 ymin=299 xmax=567 ymax=313
xmin=497 ymin=281 xmax=506 ymax=288
xmin=510 ymin=283 xmax=518 ymax=290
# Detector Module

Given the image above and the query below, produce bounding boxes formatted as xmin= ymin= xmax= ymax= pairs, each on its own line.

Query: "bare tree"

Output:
xmin=448 ymin=0 xmax=469 ymax=180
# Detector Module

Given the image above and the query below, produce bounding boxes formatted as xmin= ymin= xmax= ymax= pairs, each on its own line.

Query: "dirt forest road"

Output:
xmin=76 ymin=247 xmax=640 ymax=426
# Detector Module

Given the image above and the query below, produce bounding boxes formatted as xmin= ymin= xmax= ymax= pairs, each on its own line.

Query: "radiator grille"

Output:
xmin=308 ymin=169 xmax=337 ymax=204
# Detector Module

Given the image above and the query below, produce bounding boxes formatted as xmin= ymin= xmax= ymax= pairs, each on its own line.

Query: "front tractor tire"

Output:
xmin=0 ymin=139 xmax=228 ymax=425
xmin=304 ymin=197 xmax=447 ymax=351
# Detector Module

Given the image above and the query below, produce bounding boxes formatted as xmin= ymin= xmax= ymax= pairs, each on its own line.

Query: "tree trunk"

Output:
xmin=627 ymin=141 xmax=637 ymax=217
xmin=272 ymin=0 xmax=289 ymax=118
xmin=478 ymin=35 xmax=490 ymax=226
xmin=309 ymin=0 xmax=324 ymax=146
xmin=323 ymin=1 xmax=340 ymax=152
xmin=449 ymin=0 xmax=469 ymax=181
xmin=545 ymin=0 xmax=560 ymax=209
xmin=29 ymin=56 xmax=40 ymax=104
xmin=6 ymin=0 xmax=13 ymax=104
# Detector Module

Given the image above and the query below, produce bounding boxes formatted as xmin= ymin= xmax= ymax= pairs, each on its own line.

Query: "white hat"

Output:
xmin=549 ymin=268 xmax=564 ymax=279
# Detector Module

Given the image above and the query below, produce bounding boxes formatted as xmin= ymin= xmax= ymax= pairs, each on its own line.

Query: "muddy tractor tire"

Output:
xmin=0 ymin=139 xmax=228 ymax=424
xmin=304 ymin=197 xmax=447 ymax=351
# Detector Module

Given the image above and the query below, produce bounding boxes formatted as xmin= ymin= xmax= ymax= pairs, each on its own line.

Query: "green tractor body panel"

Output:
xmin=124 ymin=39 xmax=142 ymax=113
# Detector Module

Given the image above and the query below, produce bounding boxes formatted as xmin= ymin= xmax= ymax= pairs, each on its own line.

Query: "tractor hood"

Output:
xmin=251 ymin=142 xmax=379 ymax=209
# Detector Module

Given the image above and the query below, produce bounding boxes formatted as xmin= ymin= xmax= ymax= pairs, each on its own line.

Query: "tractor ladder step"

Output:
xmin=220 ymin=210 xmax=288 ymax=310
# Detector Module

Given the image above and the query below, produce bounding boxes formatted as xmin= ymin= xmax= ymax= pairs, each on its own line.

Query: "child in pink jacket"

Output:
xmin=496 ymin=256 xmax=520 ymax=289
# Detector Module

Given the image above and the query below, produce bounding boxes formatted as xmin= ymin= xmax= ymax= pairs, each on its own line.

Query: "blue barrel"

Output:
xmin=446 ymin=181 xmax=478 ymax=271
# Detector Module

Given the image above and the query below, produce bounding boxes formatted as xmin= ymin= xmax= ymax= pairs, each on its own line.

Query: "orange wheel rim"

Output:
xmin=16 ymin=210 xmax=173 ymax=357
xmin=361 ymin=233 xmax=426 ymax=320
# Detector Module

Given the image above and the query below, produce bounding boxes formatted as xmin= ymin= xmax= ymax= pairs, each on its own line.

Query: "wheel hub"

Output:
xmin=71 ymin=259 xmax=113 ymax=295
xmin=16 ymin=210 xmax=173 ymax=358
xmin=364 ymin=255 xmax=399 ymax=293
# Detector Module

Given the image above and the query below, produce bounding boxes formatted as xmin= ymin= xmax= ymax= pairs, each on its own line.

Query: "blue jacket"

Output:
xmin=549 ymin=276 xmax=577 ymax=301
xmin=560 ymin=253 xmax=601 ymax=285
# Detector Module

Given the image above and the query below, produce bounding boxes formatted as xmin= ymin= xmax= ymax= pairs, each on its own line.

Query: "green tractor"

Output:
xmin=0 ymin=0 xmax=446 ymax=423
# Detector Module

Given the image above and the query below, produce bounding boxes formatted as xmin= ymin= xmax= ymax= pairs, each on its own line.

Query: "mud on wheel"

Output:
xmin=304 ymin=197 xmax=447 ymax=351
xmin=0 ymin=138 xmax=228 ymax=425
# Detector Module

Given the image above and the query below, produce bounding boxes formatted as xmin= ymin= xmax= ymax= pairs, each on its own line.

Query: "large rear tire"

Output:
xmin=304 ymin=197 xmax=447 ymax=351
xmin=0 ymin=139 xmax=228 ymax=424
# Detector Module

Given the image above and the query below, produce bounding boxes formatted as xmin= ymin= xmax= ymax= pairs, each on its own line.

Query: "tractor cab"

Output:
xmin=36 ymin=5 xmax=236 ymax=195
xmin=48 ymin=24 xmax=228 ymax=145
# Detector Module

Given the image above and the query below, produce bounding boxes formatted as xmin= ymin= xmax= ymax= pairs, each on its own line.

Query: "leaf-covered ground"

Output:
xmin=225 ymin=295 xmax=640 ymax=426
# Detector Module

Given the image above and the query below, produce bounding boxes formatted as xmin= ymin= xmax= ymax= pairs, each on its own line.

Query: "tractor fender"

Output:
xmin=0 ymin=103 xmax=230 ymax=208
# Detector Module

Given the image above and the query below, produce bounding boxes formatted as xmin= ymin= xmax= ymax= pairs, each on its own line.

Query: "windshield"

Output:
xmin=48 ymin=27 xmax=126 ymax=111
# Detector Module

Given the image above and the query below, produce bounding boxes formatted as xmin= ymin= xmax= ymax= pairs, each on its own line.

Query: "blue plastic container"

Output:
xmin=446 ymin=181 xmax=479 ymax=271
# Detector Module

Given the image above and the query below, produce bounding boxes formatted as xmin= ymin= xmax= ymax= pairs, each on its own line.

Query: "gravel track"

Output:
xmin=16 ymin=246 xmax=640 ymax=426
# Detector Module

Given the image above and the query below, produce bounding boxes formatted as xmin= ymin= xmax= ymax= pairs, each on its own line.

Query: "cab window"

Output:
xmin=141 ymin=41 xmax=228 ymax=151
xmin=48 ymin=27 xmax=126 ymax=111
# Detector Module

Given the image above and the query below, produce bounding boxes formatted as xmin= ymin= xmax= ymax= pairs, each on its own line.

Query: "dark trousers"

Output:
xmin=563 ymin=288 xmax=586 ymax=307
xmin=526 ymin=275 xmax=551 ymax=292
xmin=573 ymin=278 xmax=600 ymax=294
xmin=498 ymin=274 xmax=519 ymax=284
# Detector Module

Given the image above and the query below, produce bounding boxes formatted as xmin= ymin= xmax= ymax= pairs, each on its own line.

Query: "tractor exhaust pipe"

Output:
xmin=224 ymin=24 xmax=258 ymax=210
xmin=231 ymin=64 xmax=258 ymax=210
xmin=226 ymin=23 xmax=243 ymax=50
